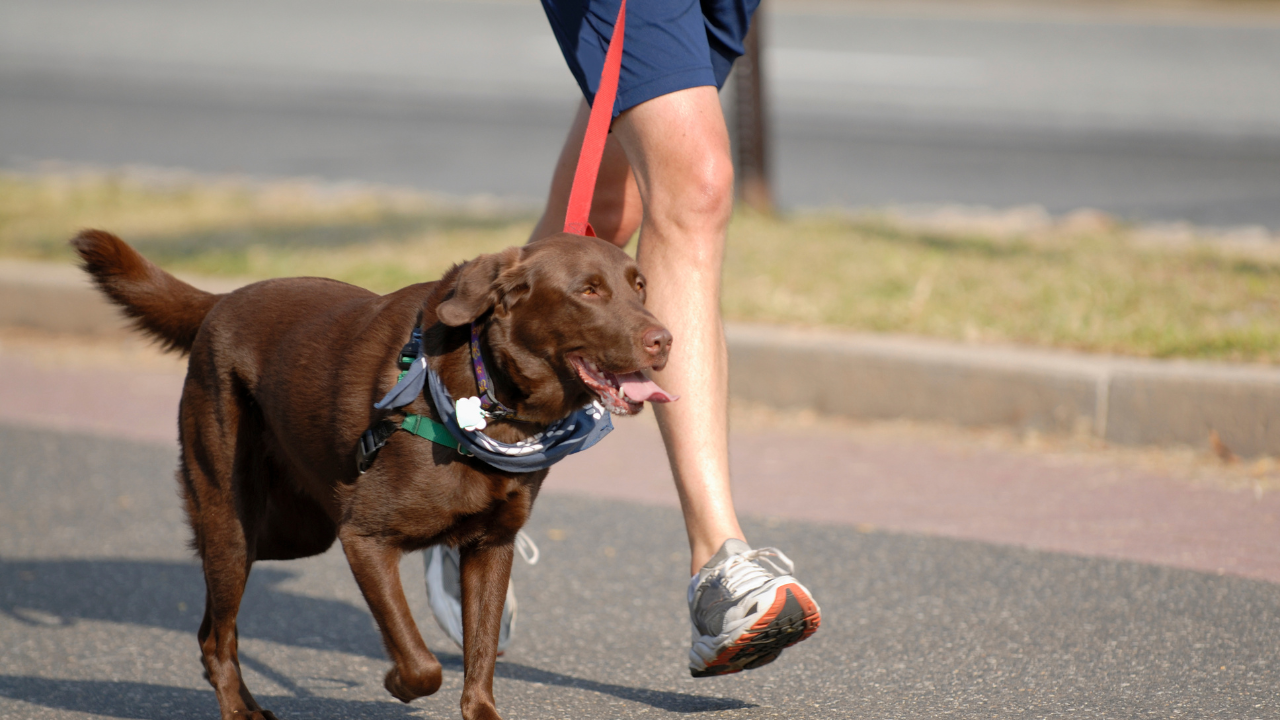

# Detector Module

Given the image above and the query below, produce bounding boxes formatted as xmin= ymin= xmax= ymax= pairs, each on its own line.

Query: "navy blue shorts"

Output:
xmin=541 ymin=0 xmax=760 ymax=117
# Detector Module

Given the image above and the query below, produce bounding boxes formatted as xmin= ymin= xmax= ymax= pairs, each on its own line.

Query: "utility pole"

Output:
xmin=734 ymin=5 xmax=773 ymax=214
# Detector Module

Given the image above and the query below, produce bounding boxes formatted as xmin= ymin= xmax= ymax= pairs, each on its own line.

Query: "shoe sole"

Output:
xmin=691 ymin=583 xmax=821 ymax=678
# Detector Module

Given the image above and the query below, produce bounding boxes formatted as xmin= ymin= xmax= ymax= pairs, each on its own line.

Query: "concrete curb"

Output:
xmin=727 ymin=325 xmax=1280 ymax=458
xmin=3 ymin=259 xmax=1277 ymax=457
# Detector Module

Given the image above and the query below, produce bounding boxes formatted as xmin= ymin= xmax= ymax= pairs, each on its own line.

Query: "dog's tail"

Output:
xmin=71 ymin=229 xmax=223 ymax=355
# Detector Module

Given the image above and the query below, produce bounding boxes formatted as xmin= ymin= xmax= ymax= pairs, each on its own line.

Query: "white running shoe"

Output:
xmin=423 ymin=532 xmax=538 ymax=653
xmin=687 ymin=539 xmax=821 ymax=677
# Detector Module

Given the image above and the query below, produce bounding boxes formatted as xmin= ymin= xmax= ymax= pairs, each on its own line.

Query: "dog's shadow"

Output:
xmin=0 ymin=557 xmax=751 ymax=715
xmin=0 ymin=675 xmax=421 ymax=720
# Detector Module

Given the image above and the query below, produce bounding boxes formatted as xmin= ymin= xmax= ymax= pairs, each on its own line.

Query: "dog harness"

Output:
xmin=356 ymin=326 xmax=613 ymax=474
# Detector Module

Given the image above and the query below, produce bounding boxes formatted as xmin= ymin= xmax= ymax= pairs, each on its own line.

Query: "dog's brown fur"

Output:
xmin=72 ymin=229 xmax=671 ymax=720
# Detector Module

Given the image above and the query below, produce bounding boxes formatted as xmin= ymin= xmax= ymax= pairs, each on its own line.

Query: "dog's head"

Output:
xmin=434 ymin=234 xmax=674 ymax=420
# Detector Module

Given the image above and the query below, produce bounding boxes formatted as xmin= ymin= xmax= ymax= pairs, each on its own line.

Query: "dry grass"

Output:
xmin=723 ymin=211 xmax=1280 ymax=362
xmin=0 ymin=171 xmax=530 ymax=289
xmin=4 ymin=170 xmax=1279 ymax=363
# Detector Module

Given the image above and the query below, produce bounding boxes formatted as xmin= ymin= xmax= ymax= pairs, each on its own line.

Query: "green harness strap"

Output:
xmin=393 ymin=359 xmax=471 ymax=455
xmin=400 ymin=413 xmax=471 ymax=456
xmin=356 ymin=336 xmax=476 ymax=474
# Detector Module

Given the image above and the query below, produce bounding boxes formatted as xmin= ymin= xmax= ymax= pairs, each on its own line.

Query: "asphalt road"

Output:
xmin=3 ymin=0 xmax=1280 ymax=227
xmin=2 ymin=424 xmax=1278 ymax=719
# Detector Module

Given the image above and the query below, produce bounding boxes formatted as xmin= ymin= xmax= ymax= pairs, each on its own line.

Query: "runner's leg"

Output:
xmin=611 ymin=87 xmax=820 ymax=678
xmin=530 ymin=86 xmax=743 ymax=572
xmin=610 ymin=85 xmax=745 ymax=573
xmin=532 ymin=3 xmax=818 ymax=676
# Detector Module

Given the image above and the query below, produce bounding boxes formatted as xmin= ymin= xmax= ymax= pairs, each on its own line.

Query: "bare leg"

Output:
xmin=536 ymin=88 xmax=745 ymax=572
xmin=610 ymin=86 xmax=745 ymax=572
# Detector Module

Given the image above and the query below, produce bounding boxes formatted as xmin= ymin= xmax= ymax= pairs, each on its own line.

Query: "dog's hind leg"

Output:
xmin=196 ymin=580 xmax=274 ymax=719
xmin=182 ymin=379 xmax=278 ymax=720
xmin=340 ymin=531 xmax=444 ymax=703
xmin=196 ymin=552 xmax=275 ymax=719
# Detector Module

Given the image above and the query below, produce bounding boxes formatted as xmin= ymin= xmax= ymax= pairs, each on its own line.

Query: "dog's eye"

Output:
xmin=581 ymin=286 xmax=598 ymax=297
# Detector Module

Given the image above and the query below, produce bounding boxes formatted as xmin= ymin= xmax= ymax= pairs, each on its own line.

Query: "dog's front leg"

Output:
xmin=459 ymin=541 xmax=515 ymax=720
xmin=340 ymin=531 xmax=444 ymax=702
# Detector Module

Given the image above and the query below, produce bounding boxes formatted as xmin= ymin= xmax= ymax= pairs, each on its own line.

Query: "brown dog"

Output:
xmin=73 ymin=229 xmax=672 ymax=720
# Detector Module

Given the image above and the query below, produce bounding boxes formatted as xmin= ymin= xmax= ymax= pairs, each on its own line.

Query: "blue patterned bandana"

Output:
xmin=373 ymin=341 xmax=612 ymax=473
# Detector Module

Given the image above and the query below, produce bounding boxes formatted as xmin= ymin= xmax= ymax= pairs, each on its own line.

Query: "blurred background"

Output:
xmin=5 ymin=0 xmax=1280 ymax=367
xmin=3 ymin=0 xmax=1280 ymax=435
xmin=3 ymin=0 xmax=1279 ymax=226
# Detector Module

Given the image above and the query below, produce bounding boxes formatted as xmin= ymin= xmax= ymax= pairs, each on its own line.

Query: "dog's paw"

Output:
xmin=229 ymin=711 xmax=278 ymax=719
xmin=461 ymin=699 xmax=504 ymax=720
xmin=384 ymin=665 xmax=442 ymax=702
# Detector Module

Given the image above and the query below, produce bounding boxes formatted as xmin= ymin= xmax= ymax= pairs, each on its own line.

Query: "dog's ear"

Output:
xmin=436 ymin=247 xmax=529 ymax=326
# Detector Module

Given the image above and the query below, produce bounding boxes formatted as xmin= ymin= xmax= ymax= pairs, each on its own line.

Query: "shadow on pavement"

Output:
xmin=0 ymin=675 xmax=421 ymax=720
xmin=0 ymin=557 xmax=383 ymax=659
xmin=0 ymin=557 xmax=751 ymax=714
xmin=491 ymin=662 xmax=753 ymax=713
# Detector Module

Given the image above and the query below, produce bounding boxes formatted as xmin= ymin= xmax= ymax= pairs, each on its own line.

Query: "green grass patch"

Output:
xmin=4 ymin=171 xmax=1278 ymax=363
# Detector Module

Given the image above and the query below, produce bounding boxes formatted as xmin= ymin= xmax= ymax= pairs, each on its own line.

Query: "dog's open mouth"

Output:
xmin=568 ymin=354 xmax=676 ymax=415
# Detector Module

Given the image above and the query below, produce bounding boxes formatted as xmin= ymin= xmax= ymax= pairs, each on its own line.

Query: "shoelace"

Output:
xmin=515 ymin=530 xmax=540 ymax=566
xmin=716 ymin=547 xmax=795 ymax=596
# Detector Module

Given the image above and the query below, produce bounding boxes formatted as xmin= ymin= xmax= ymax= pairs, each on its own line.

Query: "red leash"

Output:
xmin=563 ymin=0 xmax=627 ymax=238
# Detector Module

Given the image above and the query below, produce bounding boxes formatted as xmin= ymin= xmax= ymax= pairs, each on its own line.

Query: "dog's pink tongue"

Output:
xmin=617 ymin=371 xmax=677 ymax=403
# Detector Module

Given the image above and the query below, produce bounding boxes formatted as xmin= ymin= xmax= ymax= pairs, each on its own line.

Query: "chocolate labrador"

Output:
xmin=73 ymin=229 xmax=673 ymax=720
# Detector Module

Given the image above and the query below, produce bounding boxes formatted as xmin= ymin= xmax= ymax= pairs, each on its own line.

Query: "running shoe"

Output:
xmin=687 ymin=539 xmax=821 ymax=677
xmin=423 ymin=532 xmax=538 ymax=653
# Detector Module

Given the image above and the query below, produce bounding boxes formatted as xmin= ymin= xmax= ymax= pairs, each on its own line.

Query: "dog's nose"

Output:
xmin=642 ymin=326 xmax=673 ymax=358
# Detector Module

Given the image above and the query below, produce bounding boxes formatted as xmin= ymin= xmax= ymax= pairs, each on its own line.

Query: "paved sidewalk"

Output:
xmin=3 ymin=331 xmax=1276 ymax=585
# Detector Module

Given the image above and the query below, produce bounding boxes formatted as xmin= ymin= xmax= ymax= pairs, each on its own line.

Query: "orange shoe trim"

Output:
xmin=706 ymin=582 xmax=821 ymax=669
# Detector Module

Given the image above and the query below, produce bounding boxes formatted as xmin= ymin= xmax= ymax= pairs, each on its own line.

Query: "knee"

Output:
xmin=657 ymin=152 xmax=735 ymax=233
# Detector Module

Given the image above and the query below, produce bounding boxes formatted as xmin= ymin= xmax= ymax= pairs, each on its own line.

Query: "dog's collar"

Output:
xmin=469 ymin=321 xmax=537 ymax=424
